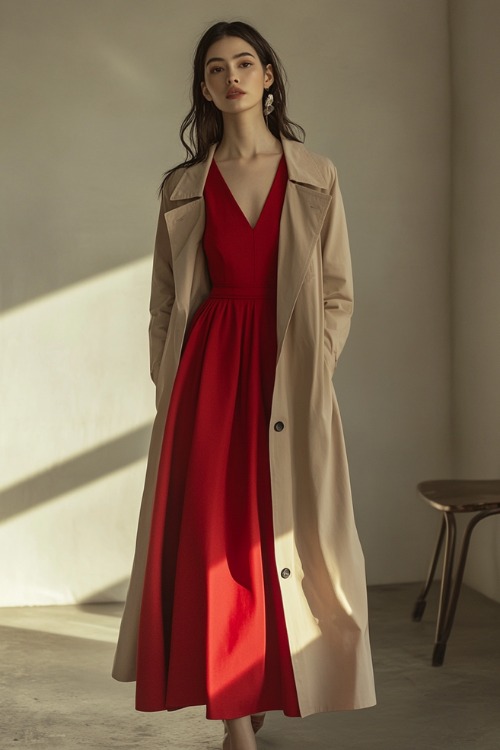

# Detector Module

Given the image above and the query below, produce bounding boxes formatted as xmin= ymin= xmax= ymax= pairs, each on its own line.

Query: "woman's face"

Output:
xmin=200 ymin=35 xmax=274 ymax=118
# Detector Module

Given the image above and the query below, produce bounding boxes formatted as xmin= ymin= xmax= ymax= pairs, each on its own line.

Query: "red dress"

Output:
xmin=135 ymin=153 xmax=301 ymax=720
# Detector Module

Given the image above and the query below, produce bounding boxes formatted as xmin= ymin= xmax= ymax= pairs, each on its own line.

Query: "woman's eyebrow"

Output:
xmin=205 ymin=52 xmax=256 ymax=67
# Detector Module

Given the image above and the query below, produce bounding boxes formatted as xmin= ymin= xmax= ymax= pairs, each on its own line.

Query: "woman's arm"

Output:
xmin=148 ymin=186 xmax=175 ymax=385
xmin=321 ymin=162 xmax=354 ymax=374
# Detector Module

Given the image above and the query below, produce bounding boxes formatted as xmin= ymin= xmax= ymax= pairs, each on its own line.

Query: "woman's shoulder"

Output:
xmin=159 ymin=164 xmax=190 ymax=205
xmin=300 ymin=142 xmax=336 ymax=169
xmin=287 ymin=139 xmax=338 ymax=191
xmin=159 ymin=153 xmax=214 ymax=207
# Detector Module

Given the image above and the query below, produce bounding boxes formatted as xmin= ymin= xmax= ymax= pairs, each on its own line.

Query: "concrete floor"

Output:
xmin=0 ymin=583 xmax=499 ymax=750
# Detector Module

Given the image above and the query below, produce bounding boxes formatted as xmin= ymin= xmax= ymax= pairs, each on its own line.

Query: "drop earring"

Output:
xmin=263 ymin=89 xmax=274 ymax=126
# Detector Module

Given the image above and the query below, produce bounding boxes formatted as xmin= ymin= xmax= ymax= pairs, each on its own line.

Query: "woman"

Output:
xmin=113 ymin=20 xmax=376 ymax=750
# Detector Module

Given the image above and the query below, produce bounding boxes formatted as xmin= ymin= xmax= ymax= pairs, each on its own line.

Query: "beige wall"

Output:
xmin=451 ymin=0 xmax=500 ymax=602
xmin=0 ymin=0 xmax=452 ymax=605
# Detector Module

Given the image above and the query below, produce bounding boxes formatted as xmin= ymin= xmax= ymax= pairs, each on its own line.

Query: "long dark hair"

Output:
xmin=157 ymin=20 xmax=305 ymax=197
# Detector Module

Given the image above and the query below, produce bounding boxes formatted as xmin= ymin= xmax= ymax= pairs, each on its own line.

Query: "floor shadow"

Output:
xmin=1 ymin=587 xmax=500 ymax=749
xmin=77 ymin=581 xmax=129 ymax=615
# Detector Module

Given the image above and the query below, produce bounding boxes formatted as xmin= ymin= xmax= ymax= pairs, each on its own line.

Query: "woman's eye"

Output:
xmin=209 ymin=61 xmax=252 ymax=74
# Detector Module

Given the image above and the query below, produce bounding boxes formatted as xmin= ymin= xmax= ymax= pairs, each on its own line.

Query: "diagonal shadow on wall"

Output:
xmin=0 ymin=424 xmax=152 ymax=523
xmin=1 ymin=253 xmax=152 ymax=315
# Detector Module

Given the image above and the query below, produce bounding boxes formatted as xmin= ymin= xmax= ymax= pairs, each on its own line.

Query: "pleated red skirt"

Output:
xmin=135 ymin=152 xmax=301 ymax=719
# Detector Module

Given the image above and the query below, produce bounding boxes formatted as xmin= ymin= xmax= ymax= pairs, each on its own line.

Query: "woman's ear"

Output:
xmin=200 ymin=81 xmax=212 ymax=102
xmin=264 ymin=64 xmax=274 ymax=88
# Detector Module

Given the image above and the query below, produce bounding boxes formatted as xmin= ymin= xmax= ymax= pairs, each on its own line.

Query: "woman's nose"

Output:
xmin=227 ymin=73 xmax=239 ymax=84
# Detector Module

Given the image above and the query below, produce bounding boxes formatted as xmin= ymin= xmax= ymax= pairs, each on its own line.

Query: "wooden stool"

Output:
xmin=412 ymin=479 xmax=500 ymax=665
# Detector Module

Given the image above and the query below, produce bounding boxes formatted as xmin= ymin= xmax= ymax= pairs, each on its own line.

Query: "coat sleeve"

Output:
xmin=148 ymin=185 xmax=175 ymax=385
xmin=321 ymin=162 xmax=354 ymax=373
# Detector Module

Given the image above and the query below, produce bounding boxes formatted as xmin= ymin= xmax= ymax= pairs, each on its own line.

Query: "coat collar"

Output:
xmin=169 ymin=135 xmax=328 ymax=201
xmin=164 ymin=135 xmax=334 ymax=366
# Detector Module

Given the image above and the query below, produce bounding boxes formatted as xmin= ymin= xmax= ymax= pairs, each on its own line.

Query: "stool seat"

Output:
xmin=418 ymin=479 xmax=500 ymax=512
xmin=412 ymin=479 xmax=500 ymax=666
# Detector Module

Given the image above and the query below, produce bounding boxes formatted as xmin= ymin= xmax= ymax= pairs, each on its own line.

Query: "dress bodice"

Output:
xmin=202 ymin=155 xmax=288 ymax=291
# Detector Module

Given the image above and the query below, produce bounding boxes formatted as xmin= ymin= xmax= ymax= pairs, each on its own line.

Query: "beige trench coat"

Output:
xmin=112 ymin=136 xmax=376 ymax=716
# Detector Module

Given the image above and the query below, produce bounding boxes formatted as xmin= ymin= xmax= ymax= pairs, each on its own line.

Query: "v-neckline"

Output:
xmin=211 ymin=154 xmax=285 ymax=231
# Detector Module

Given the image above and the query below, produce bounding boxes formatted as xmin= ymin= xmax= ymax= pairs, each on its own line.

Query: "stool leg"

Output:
xmin=441 ymin=509 xmax=500 ymax=645
xmin=433 ymin=512 xmax=456 ymax=666
xmin=412 ymin=516 xmax=446 ymax=621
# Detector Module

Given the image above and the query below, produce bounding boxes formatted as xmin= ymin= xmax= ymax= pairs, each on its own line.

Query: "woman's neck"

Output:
xmin=215 ymin=114 xmax=282 ymax=162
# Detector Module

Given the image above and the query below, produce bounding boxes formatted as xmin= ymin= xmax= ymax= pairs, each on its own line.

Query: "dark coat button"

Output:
xmin=281 ymin=568 xmax=291 ymax=579
xmin=274 ymin=421 xmax=285 ymax=431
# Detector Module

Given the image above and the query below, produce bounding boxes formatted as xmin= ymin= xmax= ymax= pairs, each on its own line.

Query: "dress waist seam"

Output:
xmin=209 ymin=285 xmax=275 ymax=299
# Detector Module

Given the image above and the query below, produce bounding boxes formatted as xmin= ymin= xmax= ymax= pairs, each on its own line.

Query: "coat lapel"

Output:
xmin=162 ymin=146 xmax=215 ymax=315
xmin=164 ymin=137 xmax=332 ymax=361
xmin=272 ymin=138 xmax=333 ymax=359
xmin=164 ymin=199 xmax=206 ymax=324
xmin=275 ymin=176 xmax=331 ymax=361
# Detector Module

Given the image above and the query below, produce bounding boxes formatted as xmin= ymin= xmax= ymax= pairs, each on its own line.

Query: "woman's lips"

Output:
xmin=226 ymin=91 xmax=245 ymax=99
